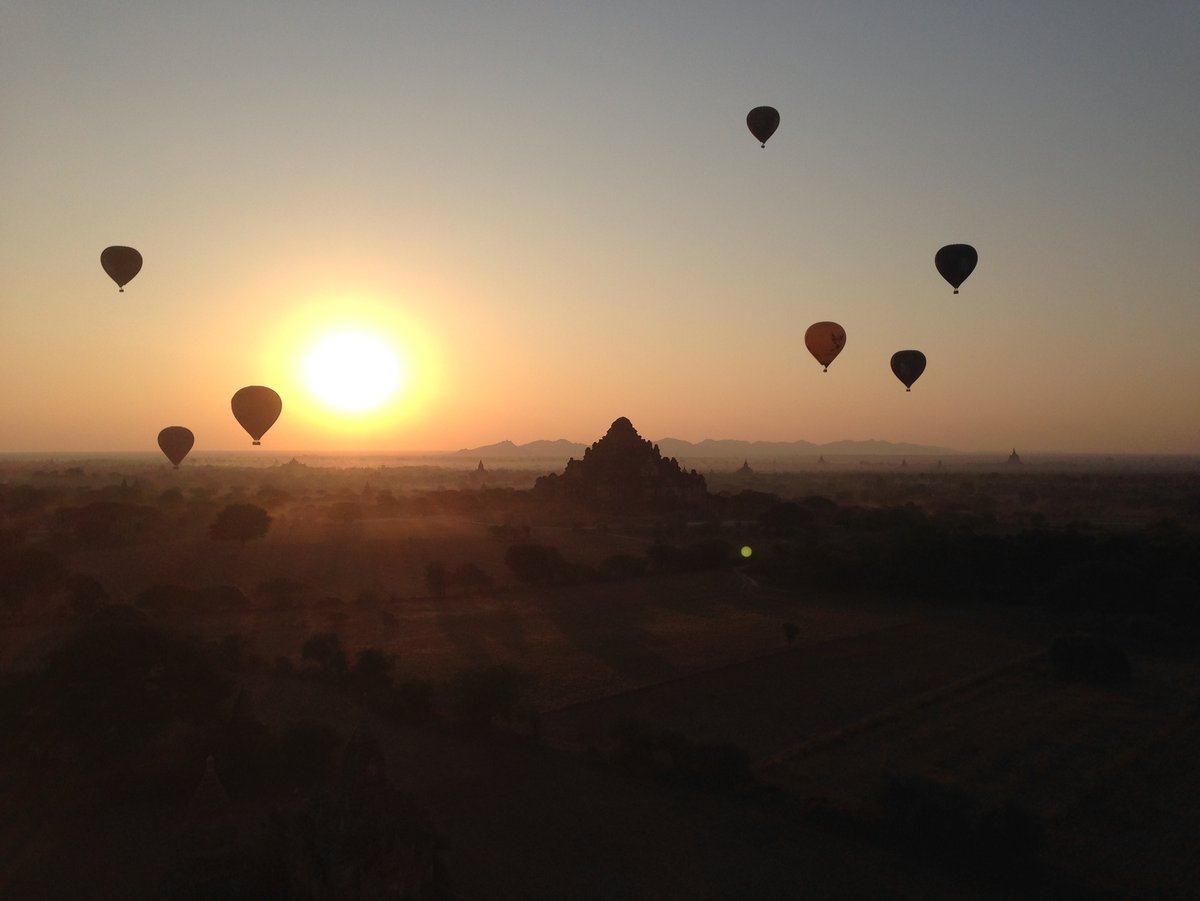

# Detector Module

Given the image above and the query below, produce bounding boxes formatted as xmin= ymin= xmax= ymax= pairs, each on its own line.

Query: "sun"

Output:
xmin=302 ymin=329 xmax=406 ymax=414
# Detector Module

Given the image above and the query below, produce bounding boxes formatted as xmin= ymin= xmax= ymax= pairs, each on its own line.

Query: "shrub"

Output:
xmin=256 ymin=577 xmax=308 ymax=607
xmin=388 ymin=679 xmax=436 ymax=724
xmin=271 ymin=721 xmax=342 ymax=791
xmin=301 ymin=632 xmax=349 ymax=678
xmin=209 ymin=503 xmax=272 ymax=542
xmin=61 ymin=573 xmax=108 ymax=615
xmin=504 ymin=543 xmax=568 ymax=584
xmin=446 ymin=664 xmax=531 ymax=726
xmin=32 ymin=605 xmax=229 ymax=761
xmin=349 ymin=648 xmax=396 ymax=704
xmin=451 ymin=562 xmax=493 ymax=594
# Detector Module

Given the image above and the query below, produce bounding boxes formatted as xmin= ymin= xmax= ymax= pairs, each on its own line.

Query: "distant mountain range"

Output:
xmin=452 ymin=437 xmax=959 ymax=459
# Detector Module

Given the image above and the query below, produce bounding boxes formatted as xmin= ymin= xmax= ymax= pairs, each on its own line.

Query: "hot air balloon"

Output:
xmin=101 ymin=246 xmax=142 ymax=292
xmin=231 ymin=386 xmax=282 ymax=445
xmin=804 ymin=322 xmax=847 ymax=372
xmin=746 ymin=106 xmax=780 ymax=147
xmin=934 ymin=244 xmax=977 ymax=294
xmin=157 ymin=426 xmax=194 ymax=468
xmin=890 ymin=350 xmax=927 ymax=392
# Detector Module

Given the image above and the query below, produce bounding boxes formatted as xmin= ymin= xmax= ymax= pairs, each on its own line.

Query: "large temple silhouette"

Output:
xmin=534 ymin=417 xmax=707 ymax=511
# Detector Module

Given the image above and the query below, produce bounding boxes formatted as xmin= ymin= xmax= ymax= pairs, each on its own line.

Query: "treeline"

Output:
xmin=741 ymin=494 xmax=1200 ymax=621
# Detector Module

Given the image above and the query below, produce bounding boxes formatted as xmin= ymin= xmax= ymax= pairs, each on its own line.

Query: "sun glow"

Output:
xmin=302 ymin=329 xmax=406 ymax=414
xmin=259 ymin=290 xmax=443 ymax=447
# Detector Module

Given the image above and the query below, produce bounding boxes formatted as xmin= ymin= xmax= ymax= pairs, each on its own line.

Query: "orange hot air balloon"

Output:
xmin=804 ymin=322 xmax=847 ymax=372
xmin=157 ymin=426 xmax=194 ymax=468
xmin=101 ymin=246 xmax=142 ymax=292
xmin=890 ymin=350 xmax=927 ymax=392
xmin=231 ymin=386 xmax=282 ymax=445
xmin=746 ymin=106 xmax=780 ymax=147
xmin=934 ymin=244 xmax=977 ymax=294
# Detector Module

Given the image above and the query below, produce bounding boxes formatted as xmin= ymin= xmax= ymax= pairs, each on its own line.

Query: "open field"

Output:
xmin=2 ymin=459 xmax=1199 ymax=896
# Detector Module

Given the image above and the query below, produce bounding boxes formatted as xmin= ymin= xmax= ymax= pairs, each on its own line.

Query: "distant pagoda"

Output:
xmin=1009 ymin=447 xmax=1022 ymax=465
xmin=737 ymin=459 xmax=753 ymax=474
xmin=534 ymin=417 xmax=707 ymax=511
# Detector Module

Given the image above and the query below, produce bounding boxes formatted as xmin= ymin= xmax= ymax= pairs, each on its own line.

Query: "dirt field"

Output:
xmin=5 ymin=499 xmax=1199 ymax=896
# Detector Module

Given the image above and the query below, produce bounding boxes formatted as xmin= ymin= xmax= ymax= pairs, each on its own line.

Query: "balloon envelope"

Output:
xmin=231 ymin=386 xmax=282 ymax=445
xmin=934 ymin=244 xmax=977 ymax=293
xmin=101 ymin=246 xmax=142 ymax=292
xmin=746 ymin=106 xmax=780 ymax=147
xmin=804 ymin=322 xmax=847 ymax=371
xmin=890 ymin=350 xmax=927 ymax=391
xmin=157 ymin=426 xmax=194 ymax=468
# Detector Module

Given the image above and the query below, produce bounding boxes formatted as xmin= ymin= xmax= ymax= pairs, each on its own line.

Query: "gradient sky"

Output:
xmin=3 ymin=1 xmax=1198 ymax=454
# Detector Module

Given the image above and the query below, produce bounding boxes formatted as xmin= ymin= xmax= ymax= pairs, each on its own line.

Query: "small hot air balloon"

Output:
xmin=890 ymin=350 xmax=927 ymax=392
xmin=746 ymin=106 xmax=780 ymax=147
xmin=157 ymin=426 xmax=194 ymax=468
xmin=934 ymin=244 xmax=977 ymax=294
xmin=804 ymin=322 xmax=847 ymax=372
xmin=231 ymin=386 xmax=282 ymax=445
xmin=101 ymin=246 xmax=142 ymax=292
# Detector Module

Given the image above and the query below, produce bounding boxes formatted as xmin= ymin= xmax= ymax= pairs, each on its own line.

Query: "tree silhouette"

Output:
xmin=504 ymin=543 xmax=567 ymax=584
xmin=209 ymin=503 xmax=272 ymax=542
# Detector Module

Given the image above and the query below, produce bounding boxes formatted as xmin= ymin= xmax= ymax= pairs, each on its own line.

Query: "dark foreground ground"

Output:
xmin=4 ymin=577 xmax=1197 ymax=898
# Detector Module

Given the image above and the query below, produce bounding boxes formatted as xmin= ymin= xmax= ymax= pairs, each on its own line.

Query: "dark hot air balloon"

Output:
xmin=890 ymin=350 xmax=926 ymax=392
xmin=746 ymin=106 xmax=780 ymax=147
xmin=804 ymin=322 xmax=847 ymax=372
xmin=934 ymin=244 xmax=977 ymax=294
xmin=101 ymin=246 xmax=142 ymax=292
xmin=231 ymin=386 xmax=282 ymax=445
xmin=157 ymin=426 xmax=194 ymax=468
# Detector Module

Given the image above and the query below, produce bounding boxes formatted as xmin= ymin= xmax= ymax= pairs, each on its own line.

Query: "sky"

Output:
xmin=3 ymin=1 xmax=1198 ymax=454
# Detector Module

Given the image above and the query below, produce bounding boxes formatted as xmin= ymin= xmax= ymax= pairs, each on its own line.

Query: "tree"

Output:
xmin=301 ymin=632 xmax=348 ymax=678
xmin=447 ymin=664 xmax=532 ymax=726
xmin=504 ymin=543 xmax=568 ymax=584
xmin=209 ymin=503 xmax=271 ymax=542
xmin=451 ymin=562 xmax=493 ymax=594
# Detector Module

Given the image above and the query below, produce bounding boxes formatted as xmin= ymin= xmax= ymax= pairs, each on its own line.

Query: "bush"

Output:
xmin=1050 ymin=634 xmax=1131 ymax=683
xmin=31 ymin=605 xmax=229 ymax=761
xmin=271 ymin=721 xmax=342 ymax=791
xmin=451 ymin=562 xmax=493 ymax=594
xmin=504 ymin=543 xmax=568 ymax=584
xmin=301 ymin=632 xmax=348 ymax=678
xmin=209 ymin=503 xmax=272 ymax=542
xmin=61 ymin=573 xmax=108 ymax=615
xmin=256 ymin=577 xmax=308 ymax=607
xmin=388 ymin=679 xmax=436 ymax=724
xmin=349 ymin=648 xmax=396 ymax=704
xmin=446 ymin=664 xmax=532 ymax=726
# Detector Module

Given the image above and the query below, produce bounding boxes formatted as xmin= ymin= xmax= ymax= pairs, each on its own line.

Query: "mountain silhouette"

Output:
xmin=454 ymin=435 xmax=957 ymax=460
